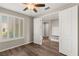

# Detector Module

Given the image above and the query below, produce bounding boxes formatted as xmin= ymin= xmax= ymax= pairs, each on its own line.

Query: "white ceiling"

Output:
xmin=0 ymin=3 xmax=76 ymax=17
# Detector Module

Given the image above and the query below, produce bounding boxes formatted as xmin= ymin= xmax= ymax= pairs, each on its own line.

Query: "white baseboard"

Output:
xmin=50 ymin=39 xmax=59 ymax=42
xmin=0 ymin=42 xmax=32 ymax=52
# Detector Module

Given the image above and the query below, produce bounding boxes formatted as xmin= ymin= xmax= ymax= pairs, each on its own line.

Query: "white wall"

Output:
xmin=42 ymin=22 xmax=49 ymax=37
xmin=48 ymin=19 xmax=59 ymax=42
xmin=52 ymin=20 xmax=59 ymax=36
xmin=44 ymin=23 xmax=49 ymax=36
xmin=0 ymin=7 xmax=33 ymax=52
xmin=34 ymin=18 xmax=42 ymax=45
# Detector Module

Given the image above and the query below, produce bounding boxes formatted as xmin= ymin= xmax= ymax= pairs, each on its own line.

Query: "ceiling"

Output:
xmin=0 ymin=3 xmax=76 ymax=17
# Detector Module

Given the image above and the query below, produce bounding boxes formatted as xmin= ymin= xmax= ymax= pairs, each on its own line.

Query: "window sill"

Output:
xmin=0 ymin=37 xmax=24 ymax=43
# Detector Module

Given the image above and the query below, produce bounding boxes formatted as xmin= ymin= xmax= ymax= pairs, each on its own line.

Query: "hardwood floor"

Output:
xmin=0 ymin=39 xmax=65 ymax=56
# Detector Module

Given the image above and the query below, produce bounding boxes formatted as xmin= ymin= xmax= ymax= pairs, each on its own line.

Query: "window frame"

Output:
xmin=0 ymin=13 xmax=24 ymax=42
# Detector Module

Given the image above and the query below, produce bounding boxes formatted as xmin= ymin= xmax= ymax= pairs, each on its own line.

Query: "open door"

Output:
xmin=34 ymin=18 xmax=42 ymax=45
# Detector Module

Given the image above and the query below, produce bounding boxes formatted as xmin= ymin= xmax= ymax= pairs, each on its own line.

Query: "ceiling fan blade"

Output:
xmin=45 ymin=7 xmax=50 ymax=10
xmin=35 ymin=4 xmax=45 ymax=7
xmin=23 ymin=3 xmax=28 ymax=5
xmin=23 ymin=7 xmax=28 ymax=11
xmin=33 ymin=8 xmax=37 ymax=12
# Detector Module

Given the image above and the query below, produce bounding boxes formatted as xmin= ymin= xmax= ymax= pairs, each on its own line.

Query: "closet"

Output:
xmin=59 ymin=5 xmax=78 ymax=56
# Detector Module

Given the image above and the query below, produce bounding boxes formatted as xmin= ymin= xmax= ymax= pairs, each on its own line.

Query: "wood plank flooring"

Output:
xmin=0 ymin=39 xmax=65 ymax=56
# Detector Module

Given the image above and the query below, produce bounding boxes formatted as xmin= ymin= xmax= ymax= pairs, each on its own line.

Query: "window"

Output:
xmin=15 ymin=18 xmax=19 ymax=38
xmin=8 ymin=16 xmax=14 ymax=38
xmin=0 ymin=13 xmax=24 ymax=42
xmin=0 ymin=16 xmax=8 ymax=39
xmin=20 ymin=19 xmax=24 ymax=37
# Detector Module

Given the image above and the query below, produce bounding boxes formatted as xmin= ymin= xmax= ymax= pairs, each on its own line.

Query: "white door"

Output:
xmin=59 ymin=7 xmax=72 ymax=56
xmin=34 ymin=18 xmax=42 ymax=45
xmin=59 ymin=6 xmax=78 ymax=56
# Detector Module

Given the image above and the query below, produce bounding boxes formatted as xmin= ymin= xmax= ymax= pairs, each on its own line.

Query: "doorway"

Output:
xmin=43 ymin=21 xmax=49 ymax=40
xmin=42 ymin=14 xmax=59 ymax=52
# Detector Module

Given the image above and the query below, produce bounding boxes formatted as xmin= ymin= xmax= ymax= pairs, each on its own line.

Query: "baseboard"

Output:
xmin=26 ymin=41 xmax=33 ymax=44
xmin=50 ymin=39 xmax=59 ymax=42
xmin=0 ymin=42 xmax=32 ymax=52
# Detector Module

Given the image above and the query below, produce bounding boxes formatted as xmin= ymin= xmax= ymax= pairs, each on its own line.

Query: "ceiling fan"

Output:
xmin=22 ymin=3 xmax=45 ymax=13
